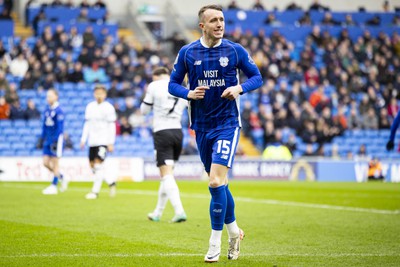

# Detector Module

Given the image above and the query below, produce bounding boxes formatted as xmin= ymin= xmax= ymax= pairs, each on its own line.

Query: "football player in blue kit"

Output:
xmin=40 ymin=89 xmax=67 ymax=195
xmin=386 ymin=110 xmax=400 ymax=151
xmin=168 ymin=4 xmax=263 ymax=262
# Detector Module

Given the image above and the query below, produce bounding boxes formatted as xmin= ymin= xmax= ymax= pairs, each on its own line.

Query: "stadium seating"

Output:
xmin=27 ymin=7 xmax=107 ymax=25
xmin=0 ymin=81 xmax=158 ymax=158
xmin=2 ymin=8 xmax=400 ymax=160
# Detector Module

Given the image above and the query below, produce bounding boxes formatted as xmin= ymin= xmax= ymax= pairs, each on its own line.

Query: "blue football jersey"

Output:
xmin=169 ymin=38 xmax=263 ymax=132
xmin=389 ymin=110 xmax=400 ymax=142
xmin=41 ymin=102 xmax=64 ymax=145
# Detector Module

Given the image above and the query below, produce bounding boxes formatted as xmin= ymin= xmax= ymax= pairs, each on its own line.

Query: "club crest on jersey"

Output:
xmin=219 ymin=57 xmax=229 ymax=67
xmin=248 ymin=55 xmax=255 ymax=65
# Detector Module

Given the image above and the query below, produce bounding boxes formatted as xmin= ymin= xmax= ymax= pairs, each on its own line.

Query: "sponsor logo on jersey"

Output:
xmin=219 ymin=57 xmax=229 ymax=67
xmin=194 ymin=60 xmax=202 ymax=65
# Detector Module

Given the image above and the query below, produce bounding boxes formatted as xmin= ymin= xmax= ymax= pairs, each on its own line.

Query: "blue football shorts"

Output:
xmin=195 ymin=127 xmax=240 ymax=173
xmin=43 ymin=137 xmax=64 ymax=158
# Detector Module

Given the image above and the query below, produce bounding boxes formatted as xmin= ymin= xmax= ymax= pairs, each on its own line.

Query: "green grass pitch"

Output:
xmin=0 ymin=181 xmax=399 ymax=266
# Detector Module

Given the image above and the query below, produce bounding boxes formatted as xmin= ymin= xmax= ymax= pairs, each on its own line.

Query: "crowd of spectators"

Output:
xmin=227 ymin=21 xmax=400 ymax=157
xmin=1 ymin=1 xmax=400 ymax=158
xmin=227 ymin=0 xmax=398 ymax=14
xmin=226 ymin=0 xmax=400 ymax=28
xmin=0 ymin=9 xmax=171 ymax=141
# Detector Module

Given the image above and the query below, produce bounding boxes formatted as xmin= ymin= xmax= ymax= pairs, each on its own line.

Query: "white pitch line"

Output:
xmin=0 ymin=252 xmax=398 ymax=258
xmin=2 ymin=183 xmax=400 ymax=215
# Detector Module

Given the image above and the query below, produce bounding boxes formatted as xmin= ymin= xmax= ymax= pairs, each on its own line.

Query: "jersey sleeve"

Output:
xmin=389 ymin=110 xmax=400 ymax=141
xmin=235 ymin=44 xmax=263 ymax=94
xmin=169 ymin=46 xmax=190 ymax=100
xmin=41 ymin=111 xmax=46 ymax=140
xmin=140 ymin=84 xmax=154 ymax=115
xmin=56 ymin=108 xmax=64 ymax=137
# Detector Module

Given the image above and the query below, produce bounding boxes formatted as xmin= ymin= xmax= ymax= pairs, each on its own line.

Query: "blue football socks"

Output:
xmin=52 ymin=176 xmax=59 ymax=185
xmin=225 ymin=184 xmax=236 ymax=224
xmin=209 ymin=185 xmax=227 ymax=230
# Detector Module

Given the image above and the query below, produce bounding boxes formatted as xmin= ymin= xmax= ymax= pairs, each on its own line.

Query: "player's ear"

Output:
xmin=199 ymin=22 xmax=204 ymax=30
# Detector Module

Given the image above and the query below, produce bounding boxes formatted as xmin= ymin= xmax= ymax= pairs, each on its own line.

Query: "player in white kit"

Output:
xmin=80 ymin=85 xmax=117 ymax=199
xmin=140 ymin=67 xmax=187 ymax=223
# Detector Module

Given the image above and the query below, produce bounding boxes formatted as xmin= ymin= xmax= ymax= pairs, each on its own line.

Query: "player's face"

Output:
xmin=94 ymin=88 xmax=107 ymax=103
xmin=46 ymin=91 xmax=58 ymax=106
xmin=200 ymin=9 xmax=224 ymax=42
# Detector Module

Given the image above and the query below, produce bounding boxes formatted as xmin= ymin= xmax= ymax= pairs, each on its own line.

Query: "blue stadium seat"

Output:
xmin=12 ymin=142 xmax=27 ymax=150
xmin=15 ymin=150 xmax=30 ymax=156
xmin=0 ymin=120 xmax=12 ymax=127
xmin=3 ymin=127 xmax=17 ymax=135
xmin=27 ymin=120 xmax=41 ymax=128
xmin=0 ymin=150 xmax=14 ymax=156
xmin=61 ymin=82 xmax=75 ymax=91
xmin=13 ymin=120 xmax=27 ymax=127
xmin=31 ymin=150 xmax=43 ymax=156
xmin=63 ymin=150 xmax=75 ymax=157
xmin=0 ymin=143 xmax=11 ymax=150
xmin=0 ymin=20 xmax=14 ymax=37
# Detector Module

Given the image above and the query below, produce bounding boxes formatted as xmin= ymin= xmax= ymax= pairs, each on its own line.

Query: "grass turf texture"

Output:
xmin=0 ymin=181 xmax=399 ymax=266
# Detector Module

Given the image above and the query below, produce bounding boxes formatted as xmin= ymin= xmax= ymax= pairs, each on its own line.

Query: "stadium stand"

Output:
xmin=1 ymin=4 xmax=400 ymax=160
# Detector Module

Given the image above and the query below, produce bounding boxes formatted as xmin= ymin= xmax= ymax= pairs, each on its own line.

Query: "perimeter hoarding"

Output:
xmin=0 ymin=157 xmax=399 ymax=182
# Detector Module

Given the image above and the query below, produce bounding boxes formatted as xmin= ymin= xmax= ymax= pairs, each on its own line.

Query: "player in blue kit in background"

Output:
xmin=386 ymin=110 xmax=400 ymax=151
xmin=168 ymin=4 xmax=263 ymax=262
xmin=40 ymin=89 xmax=67 ymax=195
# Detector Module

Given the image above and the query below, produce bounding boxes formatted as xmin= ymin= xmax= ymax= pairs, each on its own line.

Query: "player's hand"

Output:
xmin=80 ymin=142 xmax=85 ymax=150
xmin=50 ymin=141 xmax=58 ymax=154
xmin=386 ymin=140 xmax=394 ymax=151
xmin=221 ymin=85 xmax=243 ymax=100
xmin=187 ymin=86 xmax=209 ymax=100
xmin=36 ymin=138 xmax=44 ymax=149
xmin=107 ymin=145 xmax=114 ymax=153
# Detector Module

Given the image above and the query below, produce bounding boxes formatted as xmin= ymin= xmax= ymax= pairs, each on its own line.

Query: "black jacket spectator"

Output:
xmin=24 ymin=99 xmax=41 ymax=120
xmin=93 ymin=0 xmax=107 ymax=8
xmin=107 ymin=81 xmax=122 ymax=98
xmin=9 ymin=101 xmax=25 ymax=120
xmin=68 ymin=62 xmax=84 ymax=83
xmin=20 ymin=72 xmax=36 ymax=89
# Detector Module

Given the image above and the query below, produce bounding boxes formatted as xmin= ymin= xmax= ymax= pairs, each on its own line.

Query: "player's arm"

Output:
xmin=52 ymin=109 xmax=64 ymax=153
xmin=387 ymin=110 xmax=400 ymax=150
xmin=168 ymin=47 xmax=209 ymax=100
xmin=107 ymin=106 xmax=117 ymax=153
xmin=222 ymin=44 xmax=263 ymax=100
xmin=140 ymin=84 xmax=154 ymax=115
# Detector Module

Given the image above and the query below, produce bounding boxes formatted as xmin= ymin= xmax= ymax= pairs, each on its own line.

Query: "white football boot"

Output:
xmin=85 ymin=192 xmax=98 ymax=199
xmin=42 ymin=185 xmax=58 ymax=195
xmin=59 ymin=177 xmax=69 ymax=192
xmin=227 ymin=228 xmax=245 ymax=260
xmin=204 ymin=243 xmax=221 ymax=263
xmin=109 ymin=184 xmax=117 ymax=197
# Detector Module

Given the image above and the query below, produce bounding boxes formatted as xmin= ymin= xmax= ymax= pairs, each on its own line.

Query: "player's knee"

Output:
xmin=43 ymin=161 xmax=51 ymax=169
xmin=209 ymin=177 xmax=224 ymax=188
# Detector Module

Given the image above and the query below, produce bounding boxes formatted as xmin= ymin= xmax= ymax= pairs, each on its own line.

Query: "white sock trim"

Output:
xmin=209 ymin=230 xmax=222 ymax=246
xmin=163 ymin=175 xmax=185 ymax=215
xmin=226 ymin=221 xmax=240 ymax=238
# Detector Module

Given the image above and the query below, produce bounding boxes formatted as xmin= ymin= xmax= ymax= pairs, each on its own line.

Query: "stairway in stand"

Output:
xmin=12 ymin=12 xmax=33 ymax=38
